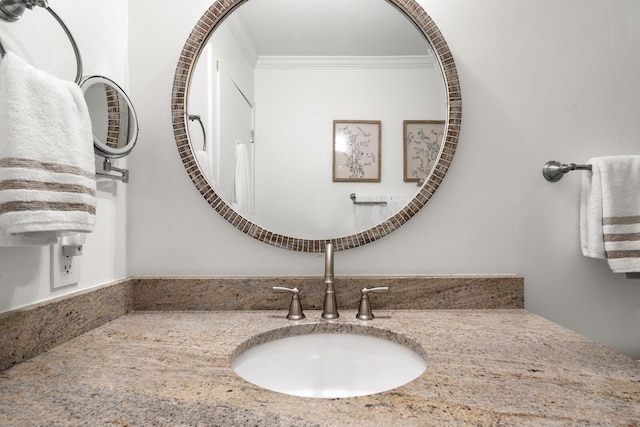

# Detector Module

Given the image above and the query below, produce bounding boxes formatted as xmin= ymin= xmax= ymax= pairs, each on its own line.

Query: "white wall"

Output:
xmin=0 ymin=0 xmax=129 ymax=312
xmin=128 ymin=0 xmax=640 ymax=358
xmin=254 ymin=62 xmax=444 ymax=238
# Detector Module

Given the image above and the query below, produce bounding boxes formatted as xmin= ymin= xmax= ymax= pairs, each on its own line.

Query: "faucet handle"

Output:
xmin=273 ymin=287 xmax=305 ymax=320
xmin=356 ymin=287 xmax=389 ymax=321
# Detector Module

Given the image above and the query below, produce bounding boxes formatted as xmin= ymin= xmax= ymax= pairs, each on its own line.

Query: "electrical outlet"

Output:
xmin=50 ymin=243 xmax=80 ymax=289
xmin=62 ymin=251 xmax=73 ymax=275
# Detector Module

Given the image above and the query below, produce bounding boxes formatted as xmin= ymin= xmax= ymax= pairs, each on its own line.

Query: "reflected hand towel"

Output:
xmin=233 ymin=143 xmax=252 ymax=213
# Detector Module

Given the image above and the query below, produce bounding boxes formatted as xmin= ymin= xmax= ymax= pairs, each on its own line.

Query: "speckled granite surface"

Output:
xmin=0 ymin=310 xmax=638 ymax=426
xmin=132 ymin=275 xmax=524 ymax=311
xmin=0 ymin=279 xmax=132 ymax=371
xmin=0 ymin=276 xmax=523 ymax=371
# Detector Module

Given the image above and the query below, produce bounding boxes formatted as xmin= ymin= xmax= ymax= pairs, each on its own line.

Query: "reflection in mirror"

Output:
xmin=81 ymin=75 xmax=139 ymax=159
xmin=173 ymin=0 xmax=461 ymax=251
xmin=189 ymin=0 xmax=446 ymax=238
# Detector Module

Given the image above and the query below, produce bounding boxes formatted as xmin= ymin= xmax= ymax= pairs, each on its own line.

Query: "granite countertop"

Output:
xmin=0 ymin=309 xmax=638 ymax=426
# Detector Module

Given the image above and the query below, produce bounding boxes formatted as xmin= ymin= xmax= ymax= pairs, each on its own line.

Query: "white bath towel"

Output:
xmin=0 ymin=52 xmax=96 ymax=243
xmin=353 ymin=194 xmax=388 ymax=230
xmin=385 ymin=194 xmax=411 ymax=217
xmin=580 ymin=155 xmax=640 ymax=273
xmin=233 ymin=143 xmax=252 ymax=214
xmin=195 ymin=150 xmax=213 ymax=182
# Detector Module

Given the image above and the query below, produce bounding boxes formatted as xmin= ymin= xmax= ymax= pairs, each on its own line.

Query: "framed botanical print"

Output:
xmin=403 ymin=120 xmax=445 ymax=182
xmin=332 ymin=120 xmax=381 ymax=182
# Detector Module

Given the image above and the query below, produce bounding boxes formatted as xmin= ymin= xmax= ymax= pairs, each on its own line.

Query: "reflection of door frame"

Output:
xmin=237 ymin=82 xmax=255 ymax=215
xmin=212 ymin=58 xmax=256 ymax=205
xmin=228 ymin=76 xmax=255 ymax=214
xmin=213 ymin=58 xmax=221 ymax=185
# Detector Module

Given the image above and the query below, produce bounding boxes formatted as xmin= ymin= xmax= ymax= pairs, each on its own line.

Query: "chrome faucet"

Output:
xmin=321 ymin=243 xmax=339 ymax=319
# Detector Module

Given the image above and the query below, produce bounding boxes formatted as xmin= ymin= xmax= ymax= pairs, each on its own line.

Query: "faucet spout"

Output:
xmin=321 ymin=243 xmax=339 ymax=319
xmin=324 ymin=241 xmax=334 ymax=283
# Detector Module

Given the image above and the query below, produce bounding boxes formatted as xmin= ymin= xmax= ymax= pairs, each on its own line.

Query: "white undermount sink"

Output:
xmin=231 ymin=329 xmax=428 ymax=398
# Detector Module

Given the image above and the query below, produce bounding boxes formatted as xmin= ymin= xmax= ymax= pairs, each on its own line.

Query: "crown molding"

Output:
xmin=255 ymin=55 xmax=435 ymax=69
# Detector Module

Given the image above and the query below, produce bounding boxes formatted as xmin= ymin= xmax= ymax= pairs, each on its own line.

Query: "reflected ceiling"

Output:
xmin=232 ymin=0 xmax=431 ymax=56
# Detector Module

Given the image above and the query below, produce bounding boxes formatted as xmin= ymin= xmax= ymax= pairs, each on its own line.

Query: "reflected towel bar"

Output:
xmin=350 ymin=193 xmax=387 ymax=206
xmin=542 ymin=161 xmax=592 ymax=182
xmin=0 ymin=0 xmax=83 ymax=84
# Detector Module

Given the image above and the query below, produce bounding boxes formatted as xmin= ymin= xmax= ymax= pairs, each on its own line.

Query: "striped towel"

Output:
xmin=0 ymin=52 xmax=95 ymax=244
xmin=580 ymin=156 xmax=640 ymax=273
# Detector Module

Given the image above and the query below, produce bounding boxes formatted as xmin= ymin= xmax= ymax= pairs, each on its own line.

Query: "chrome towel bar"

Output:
xmin=542 ymin=160 xmax=592 ymax=182
xmin=0 ymin=0 xmax=83 ymax=84
xmin=350 ymin=193 xmax=387 ymax=206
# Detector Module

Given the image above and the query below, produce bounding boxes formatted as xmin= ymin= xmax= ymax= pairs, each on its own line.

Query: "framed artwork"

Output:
xmin=403 ymin=120 xmax=445 ymax=182
xmin=333 ymin=120 xmax=381 ymax=182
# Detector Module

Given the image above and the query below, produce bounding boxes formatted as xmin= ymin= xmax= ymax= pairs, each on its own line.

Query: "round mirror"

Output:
xmin=81 ymin=75 xmax=139 ymax=158
xmin=172 ymin=0 xmax=461 ymax=252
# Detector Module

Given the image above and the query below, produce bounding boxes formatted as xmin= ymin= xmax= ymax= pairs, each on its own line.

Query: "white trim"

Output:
xmin=255 ymin=55 xmax=435 ymax=69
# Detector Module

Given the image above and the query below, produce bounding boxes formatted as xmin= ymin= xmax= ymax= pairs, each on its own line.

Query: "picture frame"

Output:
xmin=333 ymin=120 xmax=381 ymax=182
xmin=403 ymin=120 xmax=445 ymax=182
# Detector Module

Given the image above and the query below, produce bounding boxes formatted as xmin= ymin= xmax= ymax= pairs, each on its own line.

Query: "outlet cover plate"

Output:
xmin=50 ymin=243 xmax=80 ymax=289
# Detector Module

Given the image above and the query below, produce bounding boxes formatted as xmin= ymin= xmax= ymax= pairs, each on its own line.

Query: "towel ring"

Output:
xmin=0 ymin=0 xmax=83 ymax=85
xmin=189 ymin=114 xmax=207 ymax=151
